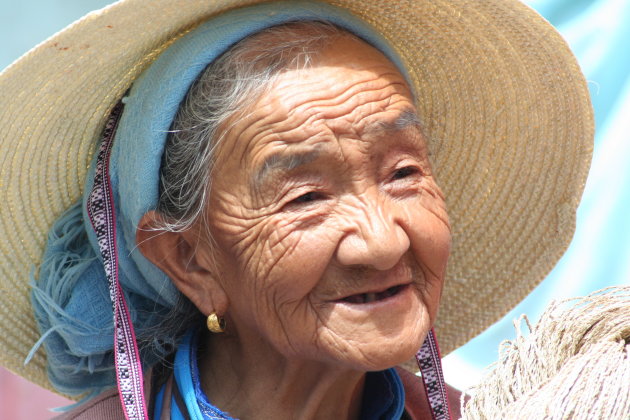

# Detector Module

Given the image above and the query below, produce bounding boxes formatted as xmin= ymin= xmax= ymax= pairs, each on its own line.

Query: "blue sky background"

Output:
xmin=3 ymin=0 xmax=629 ymax=391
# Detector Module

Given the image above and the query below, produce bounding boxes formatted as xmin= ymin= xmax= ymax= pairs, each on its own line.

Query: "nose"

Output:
xmin=335 ymin=200 xmax=410 ymax=271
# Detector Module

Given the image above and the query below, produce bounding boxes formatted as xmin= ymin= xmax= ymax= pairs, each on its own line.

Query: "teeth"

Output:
xmin=342 ymin=286 xmax=403 ymax=304
xmin=344 ymin=294 xmax=363 ymax=304
xmin=385 ymin=285 xmax=399 ymax=298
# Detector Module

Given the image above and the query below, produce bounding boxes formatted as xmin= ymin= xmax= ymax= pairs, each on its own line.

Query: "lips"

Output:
xmin=339 ymin=284 xmax=406 ymax=304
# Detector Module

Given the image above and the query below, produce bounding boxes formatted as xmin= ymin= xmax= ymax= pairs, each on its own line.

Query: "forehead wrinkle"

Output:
xmin=283 ymin=78 xmax=410 ymax=124
xmin=222 ymin=66 xmax=414 ymax=182
xmin=243 ymin=98 xmax=419 ymax=190
xmin=267 ymin=88 xmax=412 ymax=145
xmin=277 ymin=66 xmax=404 ymax=103
xmin=231 ymin=73 xmax=411 ymax=166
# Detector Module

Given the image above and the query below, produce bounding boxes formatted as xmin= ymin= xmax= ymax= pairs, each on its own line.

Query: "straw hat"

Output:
xmin=0 ymin=0 xmax=593 ymax=393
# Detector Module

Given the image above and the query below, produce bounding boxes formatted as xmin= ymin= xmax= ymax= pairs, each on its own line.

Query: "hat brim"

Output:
xmin=0 ymin=0 xmax=593 ymax=393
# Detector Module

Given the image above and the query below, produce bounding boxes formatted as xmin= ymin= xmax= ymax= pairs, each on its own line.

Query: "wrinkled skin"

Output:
xmin=139 ymin=35 xmax=450 ymax=419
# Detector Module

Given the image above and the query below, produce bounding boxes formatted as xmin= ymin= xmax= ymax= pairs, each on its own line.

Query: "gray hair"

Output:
xmin=156 ymin=21 xmax=352 ymax=233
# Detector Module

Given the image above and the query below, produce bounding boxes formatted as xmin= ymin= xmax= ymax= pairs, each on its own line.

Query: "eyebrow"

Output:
xmin=364 ymin=109 xmax=421 ymax=134
xmin=252 ymin=110 xmax=422 ymax=186
xmin=254 ymin=149 xmax=321 ymax=186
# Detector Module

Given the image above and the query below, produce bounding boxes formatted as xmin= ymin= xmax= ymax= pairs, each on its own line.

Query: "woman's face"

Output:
xmin=197 ymin=36 xmax=450 ymax=371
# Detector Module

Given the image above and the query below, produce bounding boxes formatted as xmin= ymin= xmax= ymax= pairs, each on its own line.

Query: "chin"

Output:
xmin=364 ymin=328 xmax=429 ymax=371
xmin=318 ymin=319 xmax=431 ymax=372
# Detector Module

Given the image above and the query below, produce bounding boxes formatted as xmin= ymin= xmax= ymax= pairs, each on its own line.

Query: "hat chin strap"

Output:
xmin=417 ymin=328 xmax=452 ymax=420
xmin=87 ymin=102 xmax=148 ymax=420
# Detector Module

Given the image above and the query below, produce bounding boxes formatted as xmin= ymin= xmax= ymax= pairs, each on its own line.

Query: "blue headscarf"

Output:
xmin=30 ymin=0 xmax=409 ymax=398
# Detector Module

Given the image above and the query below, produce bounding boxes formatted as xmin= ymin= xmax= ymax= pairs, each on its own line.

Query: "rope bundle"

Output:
xmin=462 ymin=287 xmax=630 ymax=420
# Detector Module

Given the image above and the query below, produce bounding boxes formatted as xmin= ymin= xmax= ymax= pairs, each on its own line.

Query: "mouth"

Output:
xmin=337 ymin=284 xmax=408 ymax=304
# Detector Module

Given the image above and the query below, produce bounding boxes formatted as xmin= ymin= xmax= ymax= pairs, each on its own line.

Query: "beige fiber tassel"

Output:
xmin=462 ymin=287 xmax=630 ymax=420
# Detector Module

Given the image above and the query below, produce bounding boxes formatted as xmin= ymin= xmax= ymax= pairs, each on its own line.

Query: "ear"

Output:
xmin=136 ymin=210 xmax=229 ymax=317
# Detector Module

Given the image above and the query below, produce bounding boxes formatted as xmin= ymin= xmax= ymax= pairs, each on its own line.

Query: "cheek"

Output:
xmin=411 ymin=212 xmax=451 ymax=277
xmin=403 ymin=188 xmax=451 ymax=313
xmin=215 ymin=209 xmax=340 ymax=310
xmin=216 ymin=216 xmax=345 ymax=357
xmin=415 ymin=181 xmax=451 ymax=269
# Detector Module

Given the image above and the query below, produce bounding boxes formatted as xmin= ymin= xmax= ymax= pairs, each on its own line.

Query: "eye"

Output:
xmin=391 ymin=166 xmax=419 ymax=180
xmin=289 ymin=191 xmax=325 ymax=205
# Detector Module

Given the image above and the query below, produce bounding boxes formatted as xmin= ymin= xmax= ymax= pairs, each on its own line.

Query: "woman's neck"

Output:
xmin=198 ymin=330 xmax=366 ymax=420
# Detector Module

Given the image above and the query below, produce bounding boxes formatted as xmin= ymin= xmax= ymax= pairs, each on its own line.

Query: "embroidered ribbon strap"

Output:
xmin=87 ymin=102 xmax=149 ymax=420
xmin=416 ymin=328 xmax=452 ymax=420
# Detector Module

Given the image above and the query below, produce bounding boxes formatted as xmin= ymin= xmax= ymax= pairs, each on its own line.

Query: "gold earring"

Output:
xmin=206 ymin=312 xmax=226 ymax=333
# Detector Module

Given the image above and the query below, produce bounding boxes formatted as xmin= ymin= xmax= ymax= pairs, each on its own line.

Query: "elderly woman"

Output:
xmin=140 ymin=22 xmax=450 ymax=419
xmin=0 ymin=1 xmax=593 ymax=419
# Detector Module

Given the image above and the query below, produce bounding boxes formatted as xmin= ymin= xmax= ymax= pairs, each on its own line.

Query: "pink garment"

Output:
xmin=0 ymin=367 xmax=72 ymax=420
